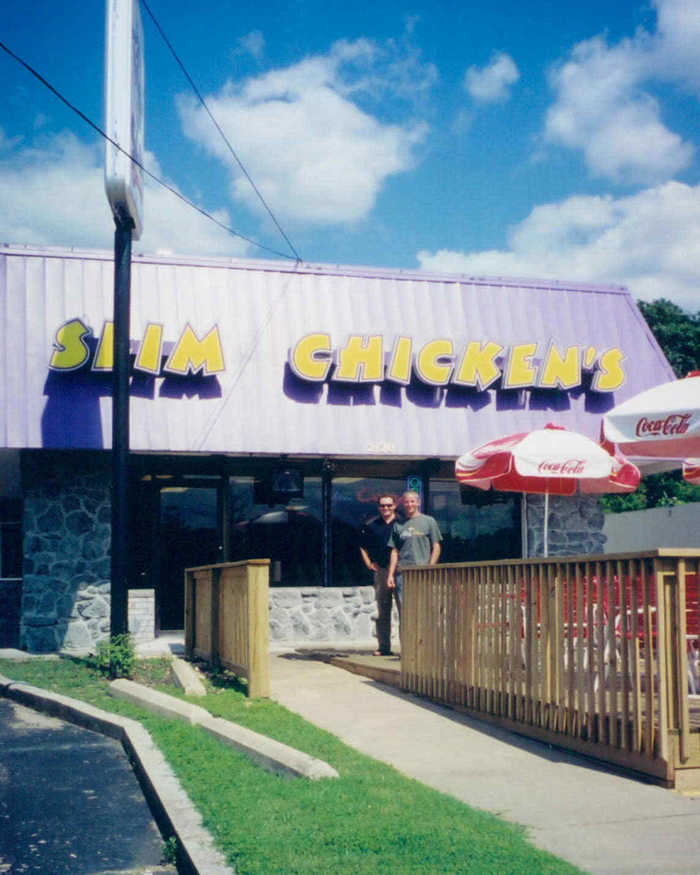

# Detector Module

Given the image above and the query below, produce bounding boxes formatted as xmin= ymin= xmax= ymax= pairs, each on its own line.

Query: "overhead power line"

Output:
xmin=140 ymin=0 xmax=301 ymax=262
xmin=0 ymin=40 xmax=300 ymax=262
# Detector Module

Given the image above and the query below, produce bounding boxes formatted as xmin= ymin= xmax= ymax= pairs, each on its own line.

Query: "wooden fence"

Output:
xmin=401 ymin=549 xmax=700 ymax=788
xmin=184 ymin=560 xmax=270 ymax=698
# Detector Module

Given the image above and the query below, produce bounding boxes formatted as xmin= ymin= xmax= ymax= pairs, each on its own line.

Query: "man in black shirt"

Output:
xmin=359 ymin=494 xmax=400 ymax=656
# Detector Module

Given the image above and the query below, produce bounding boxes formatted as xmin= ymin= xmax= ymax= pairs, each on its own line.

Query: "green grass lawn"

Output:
xmin=0 ymin=657 xmax=587 ymax=875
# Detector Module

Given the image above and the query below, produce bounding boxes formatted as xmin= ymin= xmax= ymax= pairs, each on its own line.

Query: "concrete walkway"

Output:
xmin=270 ymin=649 xmax=700 ymax=875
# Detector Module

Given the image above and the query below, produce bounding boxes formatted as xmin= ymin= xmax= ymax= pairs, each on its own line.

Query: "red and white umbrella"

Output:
xmin=683 ymin=459 xmax=700 ymax=485
xmin=455 ymin=423 xmax=640 ymax=556
xmin=602 ymin=372 xmax=700 ymax=460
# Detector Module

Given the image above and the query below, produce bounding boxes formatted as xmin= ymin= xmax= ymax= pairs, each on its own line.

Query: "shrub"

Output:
xmin=89 ymin=633 xmax=135 ymax=679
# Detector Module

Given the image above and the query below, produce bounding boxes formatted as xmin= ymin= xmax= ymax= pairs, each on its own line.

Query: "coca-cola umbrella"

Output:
xmin=455 ymin=423 xmax=640 ymax=557
xmin=602 ymin=372 xmax=700 ymax=460
xmin=683 ymin=459 xmax=700 ymax=485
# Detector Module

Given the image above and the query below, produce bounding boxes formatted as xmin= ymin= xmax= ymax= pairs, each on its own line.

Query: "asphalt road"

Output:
xmin=0 ymin=698 xmax=175 ymax=875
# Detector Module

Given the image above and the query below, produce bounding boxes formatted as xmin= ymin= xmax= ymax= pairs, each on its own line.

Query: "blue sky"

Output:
xmin=1 ymin=0 xmax=699 ymax=308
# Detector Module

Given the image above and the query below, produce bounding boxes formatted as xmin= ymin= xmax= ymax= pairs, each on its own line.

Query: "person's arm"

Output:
xmin=387 ymin=547 xmax=400 ymax=588
xmin=429 ymin=518 xmax=442 ymax=564
xmin=360 ymin=546 xmax=379 ymax=572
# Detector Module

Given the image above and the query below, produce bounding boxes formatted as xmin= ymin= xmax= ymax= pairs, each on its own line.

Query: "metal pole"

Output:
xmin=110 ymin=222 xmax=132 ymax=635
xmin=322 ymin=463 xmax=333 ymax=587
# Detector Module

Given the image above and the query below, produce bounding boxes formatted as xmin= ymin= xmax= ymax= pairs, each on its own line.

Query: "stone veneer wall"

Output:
xmin=20 ymin=452 xmax=112 ymax=653
xmin=525 ymin=493 xmax=605 ymax=558
xmin=269 ymin=586 xmax=399 ymax=644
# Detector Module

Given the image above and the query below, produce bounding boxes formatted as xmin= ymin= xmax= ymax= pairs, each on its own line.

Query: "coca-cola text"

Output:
xmin=538 ymin=459 xmax=586 ymax=475
xmin=635 ymin=413 xmax=691 ymax=438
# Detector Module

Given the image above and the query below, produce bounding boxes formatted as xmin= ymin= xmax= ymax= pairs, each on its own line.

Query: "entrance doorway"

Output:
xmin=157 ymin=484 xmax=221 ymax=630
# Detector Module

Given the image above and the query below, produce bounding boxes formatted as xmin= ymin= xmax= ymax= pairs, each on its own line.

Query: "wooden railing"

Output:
xmin=401 ymin=549 xmax=700 ymax=788
xmin=184 ymin=560 xmax=270 ymax=698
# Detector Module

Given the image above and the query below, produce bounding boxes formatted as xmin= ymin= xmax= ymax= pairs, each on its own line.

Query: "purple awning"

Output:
xmin=0 ymin=245 xmax=675 ymax=458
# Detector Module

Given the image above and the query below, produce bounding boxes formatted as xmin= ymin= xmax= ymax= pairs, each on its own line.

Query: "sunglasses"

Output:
xmin=378 ymin=503 xmax=394 ymax=508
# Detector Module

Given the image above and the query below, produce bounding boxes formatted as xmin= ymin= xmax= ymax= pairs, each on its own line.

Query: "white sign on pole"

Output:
xmin=104 ymin=0 xmax=145 ymax=239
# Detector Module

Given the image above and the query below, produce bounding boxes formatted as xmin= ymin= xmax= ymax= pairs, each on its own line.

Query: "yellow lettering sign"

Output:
xmin=539 ymin=343 xmax=581 ymax=390
xmin=416 ymin=339 xmax=454 ymax=386
xmin=386 ymin=336 xmax=413 ymax=384
xmin=290 ymin=332 xmax=333 ymax=382
xmin=49 ymin=318 xmax=91 ymax=371
xmin=454 ymin=340 xmax=503 ymax=391
xmin=49 ymin=319 xmax=226 ymax=378
xmin=92 ymin=321 xmax=114 ymax=372
xmin=583 ymin=346 xmax=597 ymax=369
xmin=287 ymin=332 xmax=628 ymax=393
xmin=335 ymin=335 xmax=383 ymax=382
xmin=164 ymin=324 xmax=225 ymax=376
xmin=592 ymin=347 xmax=625 ymax=392
xmin=503 ymin=343 xmax=538 ymax=389
xmin=135 ymin=323 xmax=164 ymax=375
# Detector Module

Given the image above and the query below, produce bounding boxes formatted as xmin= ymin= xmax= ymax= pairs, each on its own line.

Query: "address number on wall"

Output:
xmin=367 ymin=442 xmax=396 ymax=454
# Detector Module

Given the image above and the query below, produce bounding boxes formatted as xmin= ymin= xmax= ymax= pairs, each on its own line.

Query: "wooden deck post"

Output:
xmin=210 ymin=566 xmax=221 ymax=670
xmin=246 ymin=560 xmax=270 ymax=699
xmin=184 ymin=569 xmax=195 ymax=658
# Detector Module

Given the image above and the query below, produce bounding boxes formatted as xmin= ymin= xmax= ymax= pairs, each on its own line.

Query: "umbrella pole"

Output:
xmin=543 ymin=491 xmax=549 ymax=558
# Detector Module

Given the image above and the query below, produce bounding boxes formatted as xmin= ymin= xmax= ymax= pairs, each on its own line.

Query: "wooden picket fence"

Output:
xmin=184 ymin=560 xmax=270 ymax=697
xmin=401 ymin=549 xmax=700 ymax=788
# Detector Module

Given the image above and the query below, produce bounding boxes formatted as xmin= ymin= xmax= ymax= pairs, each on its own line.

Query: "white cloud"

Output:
xmin=235 ymin=31 xmax=265 ymax=60
xmin=544 ymin=0 xmax=699 ymax=184
xmin=417 ymin=182 xmax=700 ymax=310
xmin=654 ymin=0 xmax=700 ymax=95
xmin=0 ymin=132 xmax=113 ymax=249
xmin=0 ymin=130 xmax=252 ymax=258
xmin=464 ymin=53 xmax=520 ymax=103
xmin=177 ymin=38 xmax=434 ymax=225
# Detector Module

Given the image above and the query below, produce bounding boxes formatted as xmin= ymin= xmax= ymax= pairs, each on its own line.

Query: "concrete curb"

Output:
xmin=170 ymin=659 xmax=208 ymax=697
xmin=200 ymin=716 xmax=338 ymax=780
xmin=108 ymin=678 xmax=339 ymax=780
xmin=0 ymin=674 xmax=235 ymax=875
xmin=109 ymin=678 xmax=211 ymax=724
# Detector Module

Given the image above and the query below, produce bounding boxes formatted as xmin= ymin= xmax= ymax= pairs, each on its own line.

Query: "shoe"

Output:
xmin=374 ymin=649 xmax=393 ymax=656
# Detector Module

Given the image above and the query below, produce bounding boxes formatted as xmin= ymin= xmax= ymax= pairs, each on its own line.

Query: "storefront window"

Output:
xmin=229 ymin=476 xmax=322 ymax=585
xmin=430 ymin=481 xmax=522 ymax=563
xmin=331 ymin=478 xmax=406 ymax=585
xmin=225 ymin=475 xmax=521 ymax=586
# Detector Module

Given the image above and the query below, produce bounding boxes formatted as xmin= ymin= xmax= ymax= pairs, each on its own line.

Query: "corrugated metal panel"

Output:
xmin=0 ymin=244 xmax=675 ymax=458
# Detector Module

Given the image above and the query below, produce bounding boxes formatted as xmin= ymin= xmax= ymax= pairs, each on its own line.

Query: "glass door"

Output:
xmin=157 ymin=484 xmax=221 ymax=630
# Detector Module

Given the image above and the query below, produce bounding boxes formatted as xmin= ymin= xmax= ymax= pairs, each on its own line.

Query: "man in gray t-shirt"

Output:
xmin=387 ymin=491 xmax=442 ymax=599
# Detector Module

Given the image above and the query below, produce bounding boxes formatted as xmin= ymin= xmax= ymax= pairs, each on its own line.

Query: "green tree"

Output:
xmin=637 ymin=299 xmax=700 ymax=378
xmin=601 ymin=298 xmax=700 ymax=512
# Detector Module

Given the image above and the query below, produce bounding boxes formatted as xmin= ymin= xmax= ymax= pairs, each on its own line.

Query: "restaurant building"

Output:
xmin=0 ymin=244 xmax=675 ymax=651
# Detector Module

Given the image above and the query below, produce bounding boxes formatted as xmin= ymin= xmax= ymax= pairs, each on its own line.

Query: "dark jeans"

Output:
xmin=374 ymin=567 xmax=401 ymax=653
